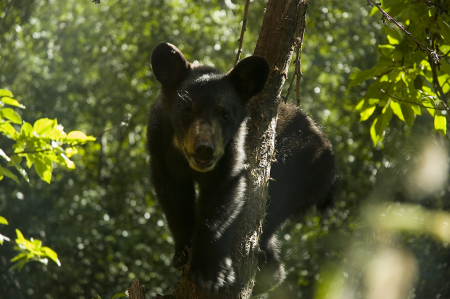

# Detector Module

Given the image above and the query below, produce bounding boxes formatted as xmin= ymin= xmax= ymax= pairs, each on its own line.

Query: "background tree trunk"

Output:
xmin=172 ymin=1 xmax=309 ymax=298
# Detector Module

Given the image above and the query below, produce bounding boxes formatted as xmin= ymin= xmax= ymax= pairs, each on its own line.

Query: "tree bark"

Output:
xmin=171 ymin=1 xmax=309 ymax=298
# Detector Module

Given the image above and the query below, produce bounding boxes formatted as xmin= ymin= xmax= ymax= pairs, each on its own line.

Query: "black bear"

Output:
xmin=147 ymin=43 xmax=335 ymax=296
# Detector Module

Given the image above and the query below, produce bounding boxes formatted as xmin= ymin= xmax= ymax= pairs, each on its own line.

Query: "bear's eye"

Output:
xmin=220 ymin=110 xmax=229 ymax=121
xmin=183 ymin=107 xmax=193 ymax=118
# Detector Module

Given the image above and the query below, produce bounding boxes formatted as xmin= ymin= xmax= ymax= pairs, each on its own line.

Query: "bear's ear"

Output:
xmin=227 ymin=56 xmax=270 ymax=102
xmin=151 ymin=43 xmax=191 ymax=89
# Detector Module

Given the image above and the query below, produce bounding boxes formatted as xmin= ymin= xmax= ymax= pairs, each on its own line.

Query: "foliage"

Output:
xmin=0 ymin=89 xmax=96 ymax=183
xmin=1 ymin=211 xmax=59 ymax=273
xmin=0 ymin=89 xmax=94 ymax=274
xmin=349 ymin=0 xmax=450 ymax=145
xmin=10 ymin=229 xmax=61 ymax=271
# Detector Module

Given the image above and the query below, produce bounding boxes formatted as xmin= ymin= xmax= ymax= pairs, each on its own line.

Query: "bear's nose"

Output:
xmin=194 ymin=143 xmax=215 ymax=160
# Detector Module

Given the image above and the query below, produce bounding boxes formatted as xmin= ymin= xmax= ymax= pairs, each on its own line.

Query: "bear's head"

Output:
xmin=151 ymin=43 xmax=270 ymax=172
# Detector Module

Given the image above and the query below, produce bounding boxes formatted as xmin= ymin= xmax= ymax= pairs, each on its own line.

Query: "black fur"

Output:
xmin=147 ymin=43 xmax=335 ymax=296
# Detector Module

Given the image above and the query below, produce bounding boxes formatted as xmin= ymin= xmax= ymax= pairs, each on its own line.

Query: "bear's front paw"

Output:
xmin=188 ymin=256 xmax=235 ymax=294
xmin=172 ymin=244 xmax=190 ymax=269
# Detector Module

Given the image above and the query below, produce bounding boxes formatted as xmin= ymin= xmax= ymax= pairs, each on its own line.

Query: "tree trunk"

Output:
xmin=171 ymin=1 xmax=309 ymax=298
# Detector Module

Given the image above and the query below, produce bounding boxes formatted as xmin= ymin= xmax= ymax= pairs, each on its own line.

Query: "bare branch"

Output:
xmin=234 ymin=0 xmax=251 ymax=66
xmin=367 ymin=0 xmax=441 ymax=65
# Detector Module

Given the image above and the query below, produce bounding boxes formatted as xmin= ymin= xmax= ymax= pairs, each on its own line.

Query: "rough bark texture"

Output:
xmin=128 ymin=279 xmax=146 ymax=299
xmin=171 ymin=1 xmax=308 ymax=298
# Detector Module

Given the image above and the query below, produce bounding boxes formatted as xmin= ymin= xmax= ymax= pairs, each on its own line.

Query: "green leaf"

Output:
xmin=348 ymin=66 xmax=388 ymax=89
xmin=360 ymin=106 xmax=376 ymax=121
xmin=434 ymin=115 xmax=447 ymax=136
xmin=34 ymin=156 xmax=53 ymax=183
xmin=32 ymin=239 xmax=42 ymax=249
xmin=0 ymin=122 xmax=18 ymax=139
xmin=400 ymin=103 xmax=415 ymax=127
xmin=15 ymin=229 xmax=25 ymax=242
xmin=20 ymin=122 xmax=33 ymax=137
xmin=41 ymin=247 xmax=61 ymax=266
xmin=0 ymin=89 xmax=14 ymax=98
xmin=390 ymin=101 xmax=404 ymax=121
xmin=1 ymin=108 xmax=22 ymax=124
xmin=66 ymin=131 xmax=96 ymax=144
xmin=385 ymin=26 xmax=402 ymax=45
xmin=370 ymin=116 xmax=384 ymax=146
xmin=1 ymin=97 xmax=25 ymax=108
xmin=112 ymin=292 xmax=128 ymax=299
xmin=0 ymin=166 xmax=19 ymax=183
xmin=437 ymin=18 xmax=450 ymax=46
xmin=10 ymin=252 xmax=27 ymax=263
xmin=414 ymin=75 xmax=423 ymax=90
xmin=0 ymin=216 xmax=8 ymax=225
xmin=33 ymin=118 xmax=57 ymax=136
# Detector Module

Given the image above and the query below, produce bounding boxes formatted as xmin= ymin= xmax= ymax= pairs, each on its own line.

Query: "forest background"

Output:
xmin=1 ymin=0 xmax=449 ymax=298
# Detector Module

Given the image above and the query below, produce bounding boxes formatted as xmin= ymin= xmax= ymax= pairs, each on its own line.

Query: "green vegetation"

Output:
xmin=0 ymin=0 xmax=449 ymax=298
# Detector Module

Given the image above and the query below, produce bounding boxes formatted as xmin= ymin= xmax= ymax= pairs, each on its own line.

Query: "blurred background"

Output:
xmin=0 ymin=0 xmax=449 ymax=298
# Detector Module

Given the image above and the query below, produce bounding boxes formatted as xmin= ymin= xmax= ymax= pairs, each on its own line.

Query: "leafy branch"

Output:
xmin=0 ymin=90 xmax=97 ymax=184
xmin=380 ymin=89 xmax=449 ymax=111
xmin=367 ymin=0 xmax=441 ymax=65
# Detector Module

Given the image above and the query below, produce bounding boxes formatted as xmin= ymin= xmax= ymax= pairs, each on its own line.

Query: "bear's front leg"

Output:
xmin=150 ymin=157 xmax=196 ymax=270
xmin=188 ymin=172 xmax=246 ymax=294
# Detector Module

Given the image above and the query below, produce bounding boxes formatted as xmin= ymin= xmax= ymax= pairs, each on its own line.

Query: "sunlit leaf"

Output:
xmin=360 ymin=106 xmax=376 ymax=121
xmin=65 ymin=131 xmax=96 ymax=146
xmin=33 ymin=118 xmax=57 ymax=136
xmin=1 ymin=108 xmax=22 ymax=124
xmin=434 ymin=115 xmax=447 ymax=136
xmin=0 ymin=216 xmax=8 ymax=225
xmin=0 ymin=97 xmax=25 ymax=108
xmin=370 ymin=116 xmax=384 ymax=146
xmin=34 ymin=156 xmax=53 ymax=184
xmin=20 ymin=122 xmax=33 ymax=137
xmin=32 ymin=239 xmax=42 ymax=249
xmin=400 ymin=103 xmax=415 ymax=127
xmin=0 ymin=122 xmax=18 ymax=139
xmin=390 ymin=100 xmax=404 ymax=121
xmin=15 ymin=229 xmax=25 ymax=242
xmin=0 ymin=89 xmax=14 ymax=98
xmin=41 ymin=247 xmax=61 ymax=266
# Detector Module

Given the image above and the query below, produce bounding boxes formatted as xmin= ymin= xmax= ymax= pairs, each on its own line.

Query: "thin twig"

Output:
xmin=367 ymin=0 xmax=441 ymax=65
xmin=380 ymin=89 xmax=449 ymax=111
xmin=294 ymin=43 xmax=303 ymax=106
xmin=282 ymin=38 xmax=303 ymax=105
xmin=234 ymin=0 xmax=251 ymax=66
